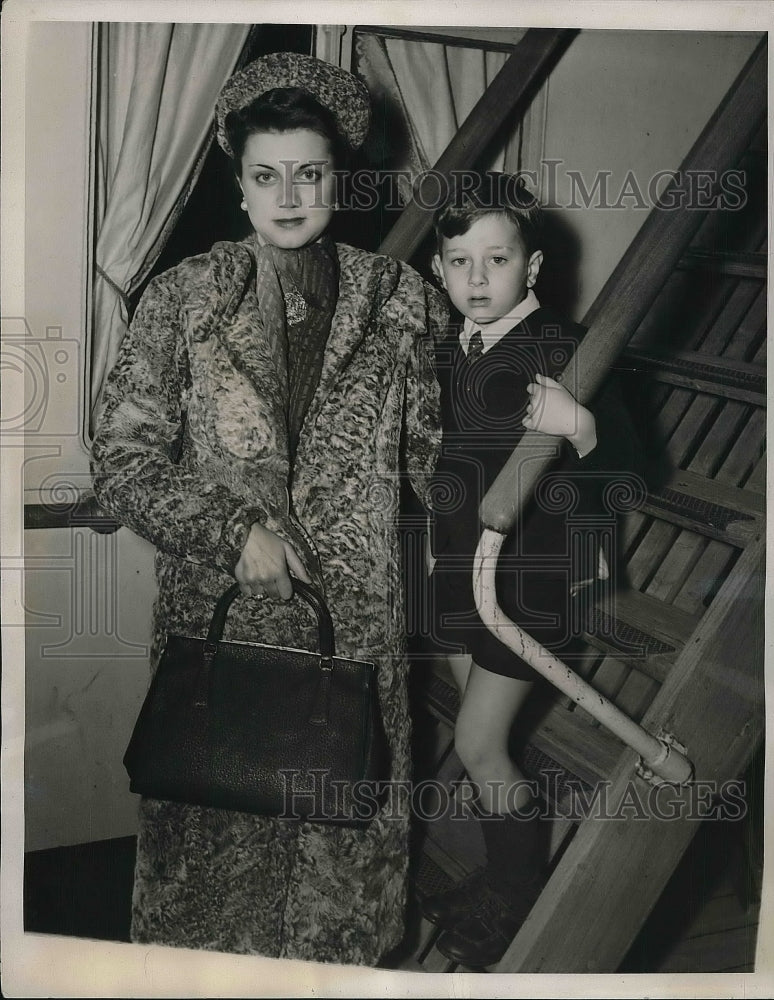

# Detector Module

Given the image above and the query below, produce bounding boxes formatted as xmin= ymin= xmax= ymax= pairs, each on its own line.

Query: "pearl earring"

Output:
xmin=240 ymin=199 xmax=247 ymax=211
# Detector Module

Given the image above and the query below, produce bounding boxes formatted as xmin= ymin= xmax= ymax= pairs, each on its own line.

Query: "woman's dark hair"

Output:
xmin=433 ymin=172 xmax=544 ymax=255
xmin=224 ymin=86 xmax=347 ymax=172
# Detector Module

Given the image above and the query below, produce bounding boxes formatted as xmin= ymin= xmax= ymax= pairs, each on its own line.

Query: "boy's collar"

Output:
xmin=460 ymin=289 xmax=541 ymax=355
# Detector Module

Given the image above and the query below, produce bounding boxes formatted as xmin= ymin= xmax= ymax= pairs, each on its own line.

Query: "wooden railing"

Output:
xmin=378 ymin=27 xmax=577 ymax=261
xmin=481 ymin=36 xmax=766 ymax=531
xmin=24 ymin=493 xmax=119 ymax=533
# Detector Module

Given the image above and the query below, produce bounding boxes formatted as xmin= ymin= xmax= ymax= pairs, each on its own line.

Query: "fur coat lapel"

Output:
xmin=303 ymin=244 xmax=373 ymax=438
xmin=188 ymin=239 xmax=385 ymax=473
xmin=198 ymin=241 xmax=291 ymax=460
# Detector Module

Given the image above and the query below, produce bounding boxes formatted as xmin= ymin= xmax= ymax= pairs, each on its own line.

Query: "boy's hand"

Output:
xmin=524 ymin=373 xmax=597 ymax=457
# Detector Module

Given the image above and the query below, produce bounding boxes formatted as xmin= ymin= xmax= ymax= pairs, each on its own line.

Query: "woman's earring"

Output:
xmin=240 ymin=199 xmax=247 ymax=211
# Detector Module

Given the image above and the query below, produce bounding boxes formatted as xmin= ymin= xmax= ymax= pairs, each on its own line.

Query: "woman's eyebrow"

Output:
xmin=247 ymin=160 xmax=326 ymax=170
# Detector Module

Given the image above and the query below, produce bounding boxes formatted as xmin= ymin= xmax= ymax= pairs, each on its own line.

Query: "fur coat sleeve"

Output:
xmin=90 ymin=260 xmax=266 ymax=575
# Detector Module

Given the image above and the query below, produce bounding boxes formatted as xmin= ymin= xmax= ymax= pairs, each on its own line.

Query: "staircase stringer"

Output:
xmin=496 ymin=533 xmax=765 ymax=973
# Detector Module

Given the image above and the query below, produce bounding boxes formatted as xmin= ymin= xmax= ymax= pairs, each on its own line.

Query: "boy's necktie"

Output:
xmin=467 ymin=328 xmax=484 ymax=364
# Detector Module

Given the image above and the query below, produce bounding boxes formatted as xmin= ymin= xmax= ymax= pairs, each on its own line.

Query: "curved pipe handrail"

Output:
xmin=473 ymin=531 xmax=693 ymax=785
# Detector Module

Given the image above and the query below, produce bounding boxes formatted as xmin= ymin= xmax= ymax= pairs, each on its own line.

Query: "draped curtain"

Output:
xmin=355 ymin=32 xmax=548 ymax=205
xmin=90 ymin=22 xmax=251 ymax=426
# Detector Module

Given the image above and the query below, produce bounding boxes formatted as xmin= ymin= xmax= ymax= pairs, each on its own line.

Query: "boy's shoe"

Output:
xmin=418 ymin=867 xmax=489 ymax=929
xmin=435 ymin=878 xmax=541 ymax=967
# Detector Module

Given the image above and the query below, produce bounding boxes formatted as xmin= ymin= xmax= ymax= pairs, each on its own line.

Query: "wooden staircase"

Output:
xmin=387 ymin=33 xmax=766 ymax=973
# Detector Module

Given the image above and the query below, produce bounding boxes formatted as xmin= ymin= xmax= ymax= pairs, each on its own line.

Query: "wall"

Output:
xmin=540 ymin=29 xmax=761 ymax=318
xmin=22 ymin=21 xmax=156 ymax=852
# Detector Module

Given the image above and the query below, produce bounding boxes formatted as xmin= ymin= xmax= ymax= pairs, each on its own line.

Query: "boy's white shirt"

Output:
xmin=459 ymin=288 xmax=541 ymax=355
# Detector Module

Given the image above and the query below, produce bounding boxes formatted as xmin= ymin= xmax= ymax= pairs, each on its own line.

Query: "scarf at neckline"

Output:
xmin=250 ymin=232 xmax=338 ymax=303
xmin=249 ymin=233 xmax=340 ymax=463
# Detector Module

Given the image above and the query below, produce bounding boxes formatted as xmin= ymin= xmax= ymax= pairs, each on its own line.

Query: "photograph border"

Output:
xmin=2 ymin=1 xmax=772 ymax=996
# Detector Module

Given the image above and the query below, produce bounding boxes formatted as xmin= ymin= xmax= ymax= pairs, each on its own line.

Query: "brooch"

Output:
xmin=284 ymin=290 xmax=307 ymax=326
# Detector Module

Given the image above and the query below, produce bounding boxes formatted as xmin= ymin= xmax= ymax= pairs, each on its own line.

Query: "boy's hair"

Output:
xmin=433 ymin=172 xmax=544 ymax=255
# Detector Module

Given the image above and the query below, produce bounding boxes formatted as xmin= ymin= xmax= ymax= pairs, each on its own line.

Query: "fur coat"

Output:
xmin=90 ymin=238 xmax=446 ymax=965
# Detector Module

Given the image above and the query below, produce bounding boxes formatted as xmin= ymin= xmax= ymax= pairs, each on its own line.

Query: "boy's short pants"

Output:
xmin=427 ymin=556 xmax=584 ymax=680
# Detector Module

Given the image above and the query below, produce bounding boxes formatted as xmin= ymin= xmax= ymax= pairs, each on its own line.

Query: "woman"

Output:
xmin=91 ymin=51 xmax=446 ymax=966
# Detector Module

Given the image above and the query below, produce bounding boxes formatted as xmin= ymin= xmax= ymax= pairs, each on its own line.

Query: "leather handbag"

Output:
xmin=123 ymin=579 xmax=390 ymax=825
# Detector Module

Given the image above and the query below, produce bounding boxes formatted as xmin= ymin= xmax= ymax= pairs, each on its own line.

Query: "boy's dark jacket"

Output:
xmin=431 ymin=304 xmax=644 ymax=591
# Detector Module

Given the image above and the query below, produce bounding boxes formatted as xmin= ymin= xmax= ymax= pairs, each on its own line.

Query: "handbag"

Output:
xmin=123 ymin=579 xmax=390 ymax=825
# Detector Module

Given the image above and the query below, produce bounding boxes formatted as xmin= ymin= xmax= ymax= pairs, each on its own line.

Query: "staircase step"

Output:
xmin=519 ymin=703 xmax=623 ymax=790
xmin=620 ymin=349 xmax=766 ymax=406
xmin=677 ymin=249 xmax=766 ymax=280
xmin=583 ymin=587 xmax=701 ymax=673
xmin=642 ymin=468 xmax=764 ymax=546
xmin=412 ymin=672 xmax=636 ymax=975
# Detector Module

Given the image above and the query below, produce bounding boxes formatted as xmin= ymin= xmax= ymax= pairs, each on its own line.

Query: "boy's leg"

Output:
xmin=434 ymin=663 xmax=547 ymax=966
xmin=455 ymin=662 xmax=544 ymax=905
xmin=421 ymin=662 xmax=542 ymax=943
xmin=454 ymin=663 xmax=534 ymax=813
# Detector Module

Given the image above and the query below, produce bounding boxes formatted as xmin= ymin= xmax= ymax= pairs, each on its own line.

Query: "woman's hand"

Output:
xmin=235 ymin=523 xmax=311 ymax=601
xmin=523 ymin=373 xmax=597 ymax=457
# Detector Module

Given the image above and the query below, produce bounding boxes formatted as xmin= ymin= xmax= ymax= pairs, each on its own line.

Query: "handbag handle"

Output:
xmin=195 ymin=580 xmax=338 ymax=724
xmin=207 ymin=579 xmax=336 ymax=658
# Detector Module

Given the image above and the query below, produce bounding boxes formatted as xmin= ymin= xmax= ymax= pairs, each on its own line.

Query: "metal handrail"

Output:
xmin=473 ymin=39 xmax=766 ymax=784
xmin=474 ymin=531 xmax=694 ymax=784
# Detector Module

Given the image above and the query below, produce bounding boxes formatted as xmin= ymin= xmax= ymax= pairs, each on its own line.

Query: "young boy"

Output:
xmin=422 ymin=172 xmax=641 ymax=966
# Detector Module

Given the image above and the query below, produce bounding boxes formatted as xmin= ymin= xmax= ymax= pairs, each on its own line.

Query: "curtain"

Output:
xmin=355 ymin=33 xmax=548 ymax=204
xmin=90 ymin=22 xmax=251 ymax=426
